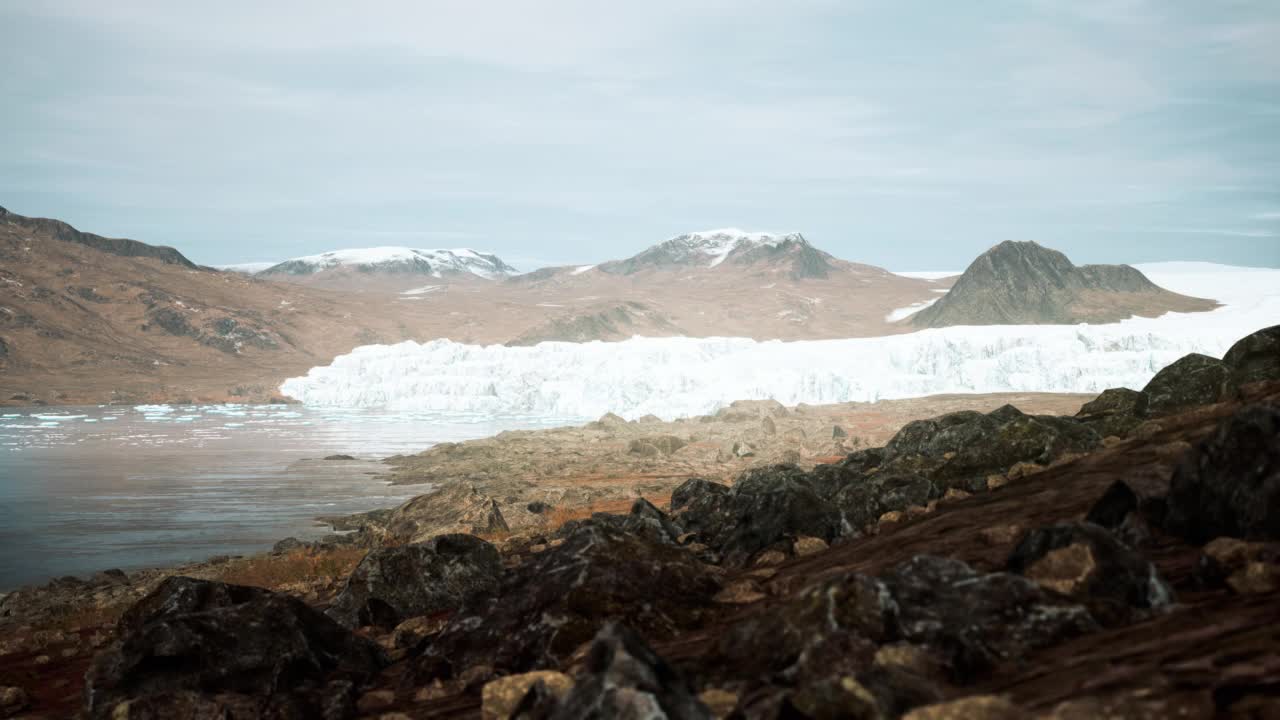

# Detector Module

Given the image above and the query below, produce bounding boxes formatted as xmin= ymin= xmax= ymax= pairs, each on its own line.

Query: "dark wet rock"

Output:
xmin=326 ymin=534 xmax=502 ymax=629
xmin=832 ymin=471 xmax=939 ymax=533
xmin=384 ymin=482 xmax=509 ymax=544
xmin=539 ymin=623 xmax=710 ymax=720
xmin=1164 ymin=404 xmax=1280 ymax=543
xmin=86 ymin=580 xmax=384 ymax=719
xmin=878 ymin=409 xmax=1099 ymax=493
xmin=714 ymin=572 xmax=897 ymax=682
xmin=1007 ymin=522 xmax=1173 ymax=623
xmin=1075 ymin=387 xmax=1148 ymax=438
xmin=880 ymin=556 xmax=1098 ymax=682
xmin=1221 ymin=324 xmax=1280 ymax=392
xmin=1085 ymin=480 xmax=1140 ymax=530
xmin=116 ymin=576 xmax=274 ymax=634
xmin=698 ymin=464 xmax=843 ymax=565
xmin=324 ymin=454 xmax=357 ymax=461
xmin=417 ymin=524 xmax=720 ymax=677
xmin=1142 ymin=353 xmax=1229 ymax=417
xmin=555 ymin=498 xmax=685 ymax=546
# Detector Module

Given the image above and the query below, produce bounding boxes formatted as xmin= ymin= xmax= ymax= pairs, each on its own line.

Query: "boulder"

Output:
xmin=1075 ymin=388 xmax=1148 ymax=438
xmin=713 ymin=571 xmax=897 ymax=682
xmin=1142 ymin=353 xmax=1229 ymax=417
xmin=86 ymin=580 xmax=384 ymax=719
xmin=1221 ymin=324 xmax=1280 ymax=392
xmin=384 ymin=483 xmax=509 ymax=544
xmin=536 ymin=623 xmax=710 ymax=720
xmin=326 ymin=534 xmax=502 ymax=629
xmin=1197 ymin=537 xmax=1280 ymax=595
xmin=1006 ymin=522 xmax=1172 ymax=623
xmin=555 ymin=498 xmax=684 ymax=546
xmin=1163 ymin=405 xmax=1280 ymax=543
xmin=832 ymin=471 xmax=939 ymax=533
xmin=703 ymin=464 xmax=843 ymax=565
xmin=880 ymin=556 xmax=1097 ymax=681
xmin=417 ymin=524 xmax=720 ymax=677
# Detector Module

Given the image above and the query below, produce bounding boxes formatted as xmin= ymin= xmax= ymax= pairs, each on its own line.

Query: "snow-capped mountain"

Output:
xmin=596 ymin=229 xmax=835 ymax=279
xmin=259 ymin=247 xmax=516 ymax=280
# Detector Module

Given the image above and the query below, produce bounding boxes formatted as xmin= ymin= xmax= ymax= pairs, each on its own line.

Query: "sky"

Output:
xmin=1 ymin=1 xmax=1278 ymax=271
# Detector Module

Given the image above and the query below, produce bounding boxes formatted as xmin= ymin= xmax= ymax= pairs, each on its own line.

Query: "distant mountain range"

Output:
xmin=0 ymin=205 xmax=1224 ymax=405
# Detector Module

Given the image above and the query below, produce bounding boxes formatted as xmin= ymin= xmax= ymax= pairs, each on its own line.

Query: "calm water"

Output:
xmin=0 ymin=404 xmax=577 ymax=590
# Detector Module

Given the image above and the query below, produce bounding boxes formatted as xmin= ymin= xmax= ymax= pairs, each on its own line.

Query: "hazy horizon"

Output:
xmin=2 ymin=1 xmax=1278 ymax=270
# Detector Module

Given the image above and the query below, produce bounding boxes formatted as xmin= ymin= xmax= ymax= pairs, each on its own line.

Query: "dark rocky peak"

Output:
xmin=0 ymin=205 xmax=197 ymax=268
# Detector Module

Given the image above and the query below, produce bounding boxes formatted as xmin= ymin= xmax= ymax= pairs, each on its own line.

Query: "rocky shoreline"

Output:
xmin=1 ymin=325 xmax=1277 ymax=718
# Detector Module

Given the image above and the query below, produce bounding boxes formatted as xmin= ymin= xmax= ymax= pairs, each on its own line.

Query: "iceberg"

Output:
xmin=280 ymin=264 xmax=1280 ymax=421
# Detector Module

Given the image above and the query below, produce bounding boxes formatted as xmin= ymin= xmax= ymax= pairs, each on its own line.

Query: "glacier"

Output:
xmin=280 ymin=263 xmax=1280 ymax=422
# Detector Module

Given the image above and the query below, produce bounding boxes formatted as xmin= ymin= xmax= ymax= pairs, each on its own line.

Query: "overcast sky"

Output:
xmin=1 ymin=1 xmax=1278 ymax=270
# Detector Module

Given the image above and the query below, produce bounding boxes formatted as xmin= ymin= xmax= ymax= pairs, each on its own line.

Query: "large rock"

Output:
xmin=1006 ymin=522 xmax=1173 ymax=623
xmin=1221 ymin=324 xmax=1280 ymax=392
xmin=326 ymin=534 xmax=502 ymax=629
xmin=384 ymin=482 xmax=509 ymax=544
xmin=86 ymin=579 xmax=385 ymax=720
xmin=417 ymin=524 xmax=720 ymax=676
xmin=1163 ymin=405 xmax=1280 ymax=543
xmin=713 ymin=572 xmax=897 ymax=682
xmin=116 ymin=575 xmax=274 ymax=634
xmin=675 ymin=465 xmax=843 ymax=565
xmin=532 ymin=623 xmax=711 ymax=720
xmin=880 ymin=556 xmax=1097 ymax=682
xmin=831 ymin=471 xmax=938 ymax=532
xmin=1075 ymin=388 xmax=1148 ymax=438
xmin=555 ymin=498 xmax=684 ymax=546
xmin=1142 ymin=353 xmax=1229 ymax=417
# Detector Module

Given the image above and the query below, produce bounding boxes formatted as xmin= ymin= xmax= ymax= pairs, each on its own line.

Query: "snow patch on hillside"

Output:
xmin=885 ymin=299 xmax=940 ymax=322
xmin=264 ymin=247 xmax=514 ymax=279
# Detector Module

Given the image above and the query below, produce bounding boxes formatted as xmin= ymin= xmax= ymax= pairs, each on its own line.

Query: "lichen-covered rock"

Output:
xmin=880 ymin=556 xmax=1097 ymax=681
xmin=537 ymin=623 xmax=710 ymax=720
xmin=1163 ymin=405 xmax=1280 ymax=543
xmin=115 ymin=576 xmax=274 ymax=635
xmin=1142 ymin=353 xmax=1229 ymax=417
xmin=326 ymin=534 xmax=501 ymax=629
xmin=86 ymin=580 xmax=385 ymax=720
xmin=417 ymin=524 xmax=720 ymax=677
xmin=1075 ymin=387 xmax=1148 ymax=438
xmin=384 ymin=482 xmax=509 ymax=544
xmin=832 ymin=471 xmax=939 ymax=533
xmin=1221 ymin=324 xmax=1280 ymax=392
xmin=711 ymin=464 xmax=843 ymax=565
xmin=1006 ymin=522 xmax=1172 ymax=624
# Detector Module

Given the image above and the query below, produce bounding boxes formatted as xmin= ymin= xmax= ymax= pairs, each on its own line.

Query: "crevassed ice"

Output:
xmin=280 ymin=264 xmax=1280 ymax=421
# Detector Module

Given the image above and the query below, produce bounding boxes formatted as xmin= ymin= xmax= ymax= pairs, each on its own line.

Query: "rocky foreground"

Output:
xmin=0 ymin=326 xmax=1277 ymax=719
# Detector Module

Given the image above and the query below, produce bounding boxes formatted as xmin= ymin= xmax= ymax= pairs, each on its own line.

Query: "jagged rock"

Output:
xmin=1197 ymin=537 xmax=1280 ymax=595
xmin=384 ymin=482 xmax=509 ymax=544
xmin=670 ymin=477 xmax=729 ymax=513
xmin=556 ymin=498 xmax=684 ymax=546
xmin=1221 ymin=324 xmax=1280 ymax=392
xmin=417 ymin=524 xmax=720 ymax=677
xmin=116 ymin=576 xmax=274 ymax=634
xmin=880 ymin=556 xmax=1097 ymax=681
xmin=832 ymin=471 xmax=939 ymax=532
xmin=1006 ymin=522 xmax=1172 ymax=624
xmin=1075 ymin=388 xmax=1148 ymax=438
xmin=86 ymin=580 xmax=384 ymax=719
xmin=676 ymin=464 xmax=842 ymax=566
xmin=1142 ymin=353 xmax=1229 ymax=417
xmin=529 ymin=623 xmax=710 ymax=720
xmin=326 ymin=534 xmax=502 ymax=629
xmin=714 ymin=572 xmax=896 ymax=682
xmin=484 ymin=672 xmax=574 ymax=720
xmin=1164 ymin=405 xmax=1280 ymax=543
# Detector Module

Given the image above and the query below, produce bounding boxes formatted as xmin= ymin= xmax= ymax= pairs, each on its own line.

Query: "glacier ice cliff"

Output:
xmin=280 ymin=264 xmax=1280 ymax=421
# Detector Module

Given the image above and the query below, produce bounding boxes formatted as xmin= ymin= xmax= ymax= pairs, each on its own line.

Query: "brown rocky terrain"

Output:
xmin=911 ymin=240 xmax=1216 ymax=327
xmin=1 ymin=325 xmax=1277 ymax=719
